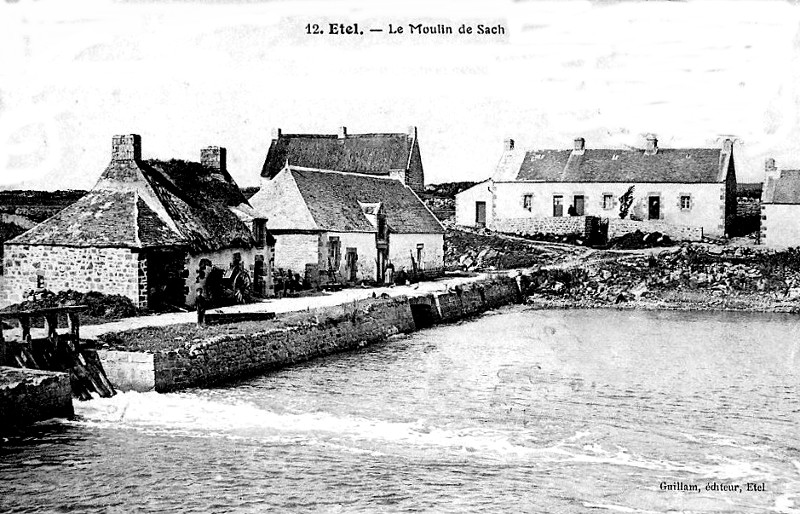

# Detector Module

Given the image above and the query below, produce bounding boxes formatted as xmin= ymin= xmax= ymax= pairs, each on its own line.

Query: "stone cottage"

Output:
xmin=760 ymin=158 xmax=800 ymax=247
xmin=249 ymin=164 xmax=444 ymax=284
xmin=3 ymin=135 xmax=273 ymax=308
xmin=456 ymin=135 xmax=737 ymax=238
xmin=261 ymin=126 xmax=425 ymax=195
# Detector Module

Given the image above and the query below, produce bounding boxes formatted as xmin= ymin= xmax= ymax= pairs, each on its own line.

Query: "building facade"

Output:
xmin=3 ymin=135 xmax=273 ymax=308
xmin=760 ymin=158 xmax=800 ymax=248
xmin=456 ymin=135 xmax=737 ymax=238
xmin=250 ymin=165 xmax=444 ymax=284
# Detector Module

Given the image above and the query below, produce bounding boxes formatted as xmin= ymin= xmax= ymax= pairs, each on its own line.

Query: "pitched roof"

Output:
xmin=250 ymin=167 xmax=443 ymax=234
xmin=499 ymin=147 xmax=730 ymax=183
xmin=8 ymin=191 xmax=140 ymax=247
xmin=763 ymin=170 xmax=800 ymax=204
xmin=9 ymin=145 xmax=256 ymax=251
xmin=261 ymin=133 xmax=414 ymax=179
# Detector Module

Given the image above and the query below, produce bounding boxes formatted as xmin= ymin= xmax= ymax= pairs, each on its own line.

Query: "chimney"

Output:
xmin=504 ymin=138 xmax=515 ymax=151
xmin=272 ymin=128 xmax=282 ymax=139
xmin=573 ymin=137 xmax=585 ymax=152
xmin=338 ymin=126 xmax=347 ymax=139
xmin=111 ymin=134 xmax=142 ymax=161
xmin=723 ymin=138 xmax=733 ymax=154
xmin=645 ymin=134 xmax=658 ymax=155
xmin=408 ymin=126 xmax=418 ymax=139
xmin=765 ymin=157 xmax=777 ymax=173
xmin=201 ymin=146 xmax=227 ymax=175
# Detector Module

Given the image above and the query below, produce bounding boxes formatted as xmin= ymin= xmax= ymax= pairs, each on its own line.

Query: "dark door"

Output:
xmin=475 ymin=201 xmax=486 ymax=227
xmin=573 ymin=195 xmax=585 ymax=216
xmin=345 ymin=248 xmax=358 ymax=282
xmin=553 ymin=195 xmax=563 ymax=217
xmin=648 ymin=196 xmax=660 ymax=220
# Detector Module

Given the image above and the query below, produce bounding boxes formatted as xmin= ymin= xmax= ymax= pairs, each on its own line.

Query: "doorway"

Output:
xmin=573 ymin=195 xmax=585 ymax=216
xmin=345 ymin=248 xmax=358 ymax=282
xmin=475 ymin=201 xmax=486 ymax=227
xmin=648 ymin=196 xmax=660 ymax=220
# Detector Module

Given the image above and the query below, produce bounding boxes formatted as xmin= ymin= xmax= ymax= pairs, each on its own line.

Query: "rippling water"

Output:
xmin=2 ymin=307 xmax=800 ymax=513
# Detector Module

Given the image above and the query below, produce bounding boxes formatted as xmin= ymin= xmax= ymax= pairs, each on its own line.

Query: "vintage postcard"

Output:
xmin=1 ymin=1 xmax=798 ymax=512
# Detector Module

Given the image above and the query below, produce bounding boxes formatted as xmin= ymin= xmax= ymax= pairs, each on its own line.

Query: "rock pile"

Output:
xmin=445 ymin=228 xmax=572 ymax=271
xmin=525 ymin=244 xmax=800 ymax=308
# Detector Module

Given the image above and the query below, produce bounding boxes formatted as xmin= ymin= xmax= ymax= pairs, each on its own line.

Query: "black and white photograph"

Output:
xmin=1 ymin=0 xmax=799 ymax=512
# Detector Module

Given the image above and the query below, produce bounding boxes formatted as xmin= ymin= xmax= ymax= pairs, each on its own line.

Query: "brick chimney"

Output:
xmin=112 ymin=134 xmax=142 ymax=161
xmin=201 ymin=146 xmax=227 ymax=175
xmin=272 ymin=128 xmax=282 ymax=139
xmin=338 ymin=126 xmax=347 ymax=139
xmin=644 ymin=134 xmax=658 ymax=155
xmin=408 ymin=126 xmax=418 ymax=139
xmin=504 ymin=138 xmax=515 ymax=151
xmin=573 ymin=137 xmax=585 ymax=152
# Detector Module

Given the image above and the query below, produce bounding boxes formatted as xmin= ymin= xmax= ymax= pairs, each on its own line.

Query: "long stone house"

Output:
xmin=760 ymin=158 xmax=800 ymax=247
xmin=456 ymin=135 xmax=737 ymax=238
xmin=250 ymin=127 xmax=443 ymax=283
xmin=3 ymin=135 xmax=273 ymax=308
xmin=262 ymin=126 xmax=425 ymax=195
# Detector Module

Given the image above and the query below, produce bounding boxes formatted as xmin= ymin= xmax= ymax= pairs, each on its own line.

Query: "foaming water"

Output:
xmin=2 ymin=307 xmax=800 ymax=513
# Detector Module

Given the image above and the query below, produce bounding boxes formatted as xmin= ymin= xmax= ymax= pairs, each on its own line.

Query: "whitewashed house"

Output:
xmin=456 ymin=135 xmax=737 ymax=238
xmin=761 ymin=158 xmax=800 ymax=247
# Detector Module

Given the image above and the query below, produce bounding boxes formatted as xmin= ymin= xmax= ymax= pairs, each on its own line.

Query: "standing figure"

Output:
xmin=196 ymin=288 xmax=207 ymax=325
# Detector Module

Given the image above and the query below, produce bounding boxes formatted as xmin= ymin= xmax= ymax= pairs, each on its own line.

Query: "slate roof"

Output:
xmin=9 ymin=154 xmax=256 ymax=251
xmin=252 ymin=167 xmax=443 ymax=234
xmin=506 ymin=148 xmax=729 ymax=183
xmin=763 ymin=170 xmax=800 ymax=204
xmin=261 ymin=133 xmax=414 ymax=179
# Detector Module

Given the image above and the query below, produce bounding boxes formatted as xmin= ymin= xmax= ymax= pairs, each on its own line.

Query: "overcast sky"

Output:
xmin=2 ymin=0 xmax=800 ymax=189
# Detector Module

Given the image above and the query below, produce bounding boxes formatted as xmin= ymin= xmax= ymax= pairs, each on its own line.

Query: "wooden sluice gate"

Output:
xmin=0 ymin=306 xmax=115 ymax=400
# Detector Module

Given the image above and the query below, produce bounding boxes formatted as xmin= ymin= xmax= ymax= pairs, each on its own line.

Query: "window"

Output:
xmin=328 ymin=237 xmax=341 ymax=270
xmin=553 ymin=195 xmax=563 ymax=217
xmin=603 ymin=194 xmax=614 ymax=210
xmin=680 ymin=195 xmax=691 ymax=210
xmin=523 ymin=194 xmax=533 ymax=212
xmin=416 ymin=243 xmax=424 ymax=268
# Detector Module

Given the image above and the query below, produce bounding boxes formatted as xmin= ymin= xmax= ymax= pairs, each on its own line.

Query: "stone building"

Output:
xmin=456 ymin=135 xmax=737 ymax=238
xmin=760 ymin=158 xmax=800 ymax=247
xmin=3 ymin=135 xmax=273 ymax=308
xmin=249 ymin=164 xmax=444 ymax=284
xmin=261 ymin=126 xmax=425 ymax=195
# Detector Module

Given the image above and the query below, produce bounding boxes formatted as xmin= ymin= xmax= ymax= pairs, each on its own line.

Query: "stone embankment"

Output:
xmin=0 ymin=367 xmax=73 ymax=429
xmin=525 ymin=244 xmax=800 ymax=312
xmin=97 ymin=276 xmax=522 ymax=393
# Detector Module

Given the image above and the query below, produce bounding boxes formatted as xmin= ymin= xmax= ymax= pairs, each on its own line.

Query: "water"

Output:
xmin=2 ymin=307 xmax=800 ymax=513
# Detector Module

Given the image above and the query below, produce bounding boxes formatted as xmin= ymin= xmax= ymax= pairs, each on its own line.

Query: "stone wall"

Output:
xmin=0 ymin=367 xmax=73 ymax=427
xmin=149 ymin=297 xmax=414 ymax=392
xmin=2 ymin=245 xmax=139 ymax=305
xmin=98 ymin=351 xmax=156 ymax=392
xmin=491 ymin=216 xmax=595 ymax=238
xmin=273 ymin=233 xmax=322 ymax=274
xmin=98 ymin=276 xmax=522 ymax=393
xmin=607 ymin=218 xmax=703 ymax=242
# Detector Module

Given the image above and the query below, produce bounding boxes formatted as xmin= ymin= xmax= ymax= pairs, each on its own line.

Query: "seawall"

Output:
xmin=98 ymin=276 xmax=521 ymax=393
xmin=0 ymin=367 xmax=73 ymax=429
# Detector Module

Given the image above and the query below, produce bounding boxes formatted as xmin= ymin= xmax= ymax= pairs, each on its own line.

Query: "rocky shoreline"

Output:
xmin=521 ymin=243 xmax=800 ymax=314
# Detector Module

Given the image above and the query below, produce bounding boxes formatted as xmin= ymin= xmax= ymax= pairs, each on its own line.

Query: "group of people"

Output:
xmin=274 ymin=269 xmax=305 ymax=298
